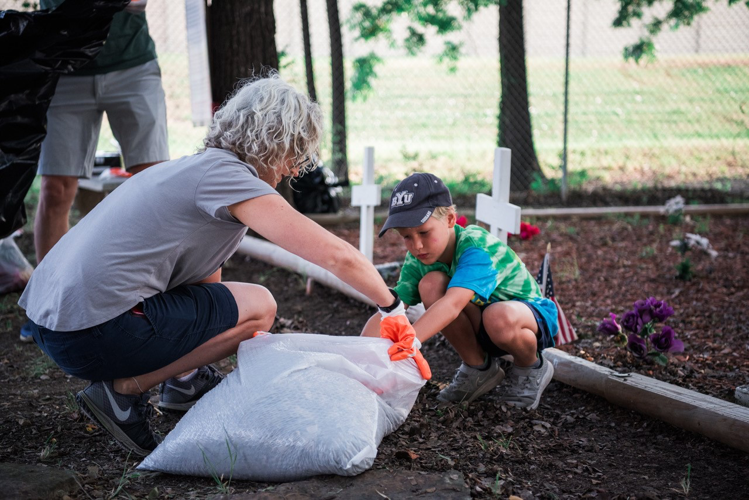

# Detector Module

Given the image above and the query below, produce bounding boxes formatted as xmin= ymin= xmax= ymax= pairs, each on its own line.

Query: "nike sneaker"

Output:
xmin=157 ymin=364 xmax=225 ymax=411
xmin=76 ymin=381 xmax=161 ymax=456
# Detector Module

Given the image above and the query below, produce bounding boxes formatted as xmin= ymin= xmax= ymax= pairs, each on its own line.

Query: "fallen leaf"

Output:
xmin=395 ymin=449 xmax=419 ymax=461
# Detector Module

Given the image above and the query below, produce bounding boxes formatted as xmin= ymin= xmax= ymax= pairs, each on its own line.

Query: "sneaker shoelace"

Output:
xmin=500 ymin=371 xmax=534 ymax=396
xmin=131 ymin=395 xmax=157 ymax=429
xmin=449 ymin=367 xmax=477 ymax=389
xmin=198 ymin=366 xmax=224 ymax=385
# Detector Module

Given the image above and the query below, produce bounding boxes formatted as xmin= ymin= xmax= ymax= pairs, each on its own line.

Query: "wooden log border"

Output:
xmin=544 ymin=348 xmax=749 ymax=453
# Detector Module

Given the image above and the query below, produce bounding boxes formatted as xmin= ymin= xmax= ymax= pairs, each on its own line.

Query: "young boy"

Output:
xmin=362 ymin=173 xmax=558 ymax=409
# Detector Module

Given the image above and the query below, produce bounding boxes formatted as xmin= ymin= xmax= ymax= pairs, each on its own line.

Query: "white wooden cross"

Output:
xmin=351 ymin=147 xmax=381 ymax=262
xmin=475 ymin=147 xmax=521 ymax=244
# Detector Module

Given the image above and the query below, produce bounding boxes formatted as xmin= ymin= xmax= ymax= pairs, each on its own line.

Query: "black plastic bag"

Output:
xmin=291 ymin=163 xmax=344 ymax=214
xmin=0 ymin=0 xmax=127 ymax=239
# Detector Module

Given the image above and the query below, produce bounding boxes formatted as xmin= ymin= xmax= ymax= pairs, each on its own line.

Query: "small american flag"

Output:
xmin=535 ymin=244 xmax=578 ymax=345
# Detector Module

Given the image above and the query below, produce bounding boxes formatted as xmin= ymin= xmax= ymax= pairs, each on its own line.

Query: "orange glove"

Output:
xmin=380 ymin=315 xmax=431 ymax=380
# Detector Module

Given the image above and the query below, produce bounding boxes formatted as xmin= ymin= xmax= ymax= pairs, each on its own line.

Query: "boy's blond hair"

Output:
xmin=431 ymin=205 xmax=457 ymax=221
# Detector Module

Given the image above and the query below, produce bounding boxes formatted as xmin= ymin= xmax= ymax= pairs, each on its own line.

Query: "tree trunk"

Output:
xmin=206 ymin=0 xmax=294 ymax=205
xmin=325 ymin=0 xmax=348 ymax=184
xmin=498 ymin=0 xmax=544 ymax=191
xmin=206 ymin=0 xmax=278 ymax=107
xmin=300 ymin=0 xmax=317 ymax=101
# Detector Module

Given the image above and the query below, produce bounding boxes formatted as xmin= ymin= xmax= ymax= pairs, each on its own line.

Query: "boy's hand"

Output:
xmin=380 ymin=315 xmax=431 ymax=380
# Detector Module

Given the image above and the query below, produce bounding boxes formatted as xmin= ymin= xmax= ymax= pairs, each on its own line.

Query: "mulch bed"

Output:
xmin=1 ymin=210 xmax=747 ymax=499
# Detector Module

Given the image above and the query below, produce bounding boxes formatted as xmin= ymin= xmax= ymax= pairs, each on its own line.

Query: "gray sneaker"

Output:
xmin=496 ymin=353 xmax=554 ymax=410
xmin=76 ymin=381 xmax=161 ymax=456
xmin=437 ymin=359 xmax=505 ymax=404
xmin=158 ymin=364 xmax=225 ymax=411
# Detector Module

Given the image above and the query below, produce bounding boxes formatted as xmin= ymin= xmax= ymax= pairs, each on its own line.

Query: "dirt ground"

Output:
xmin=1 ymin=205 xmax=748 ymax=498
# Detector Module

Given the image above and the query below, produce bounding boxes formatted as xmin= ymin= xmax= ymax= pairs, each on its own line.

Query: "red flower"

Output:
xmin=456 ymin=215 xmax=468 ymax=228
xmin=510 ymin=221 xmax=540 ymax=240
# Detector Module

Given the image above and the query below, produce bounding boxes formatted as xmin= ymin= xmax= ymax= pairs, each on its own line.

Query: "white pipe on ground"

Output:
xmin=236 ymin=236 xmax=375 ymax=306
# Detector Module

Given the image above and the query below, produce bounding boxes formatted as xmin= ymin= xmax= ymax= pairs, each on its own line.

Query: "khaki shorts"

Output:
xmin=39 ymin=59 xmax=169 ymax=178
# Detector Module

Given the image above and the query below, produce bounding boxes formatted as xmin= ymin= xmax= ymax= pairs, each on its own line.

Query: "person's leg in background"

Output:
xmin=106 ymin=59 xmax=169 ymax=176
xmin=34 ymin=74 xmax=103 ymax=264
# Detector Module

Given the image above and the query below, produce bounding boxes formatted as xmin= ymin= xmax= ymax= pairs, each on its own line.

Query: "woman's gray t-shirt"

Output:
xmin=19 ymin=148 xmax=279 ymax=332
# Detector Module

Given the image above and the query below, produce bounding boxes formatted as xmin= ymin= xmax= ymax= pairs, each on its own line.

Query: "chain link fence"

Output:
xmin=3 ymin=0 xmax=748 ymax=194
xmin=273 ymin=0 xmax=749 ymax=193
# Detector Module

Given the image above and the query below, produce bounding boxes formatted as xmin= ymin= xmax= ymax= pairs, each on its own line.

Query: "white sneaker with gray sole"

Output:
xmin=437 ymin=358 xmax=505 ymax=404
xmin=496 ymin=352 xmax=554 ymax=410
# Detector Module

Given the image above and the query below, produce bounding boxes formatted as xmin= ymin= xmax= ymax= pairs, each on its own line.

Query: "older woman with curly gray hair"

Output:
xmin=19 ymin=75 xmax=401 ymax=456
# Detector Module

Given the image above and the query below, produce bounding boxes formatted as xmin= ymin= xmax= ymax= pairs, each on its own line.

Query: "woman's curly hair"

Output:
xmin=202 ymin=74 xmax=323 ymax=178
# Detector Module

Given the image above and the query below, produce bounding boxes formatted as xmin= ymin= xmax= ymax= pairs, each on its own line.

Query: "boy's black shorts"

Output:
xmin=475 ymin=299 xmax=555 ymax=357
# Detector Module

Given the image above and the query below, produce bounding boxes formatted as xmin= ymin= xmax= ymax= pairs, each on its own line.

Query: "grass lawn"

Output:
xmin=91 ymin=53 xmax=748 ymax=189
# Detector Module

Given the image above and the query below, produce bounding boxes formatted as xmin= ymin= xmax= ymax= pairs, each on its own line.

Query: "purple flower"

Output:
xmin=621 ymin=310 xmax=643 ymax=334
xmin=597 ymin=313 xmax=621 ymax=336
xmin=649 ymin=325 xmax=684 ymax=353
xmin=633 ymin=298 xmax=657 ymax=325
xmin=627 ymin=334 xmax=648 ymax=359
xmin=651 ymin=300 xmax=675 ymax=322
xmin=634 ymin=297 xmax=675 ymax=324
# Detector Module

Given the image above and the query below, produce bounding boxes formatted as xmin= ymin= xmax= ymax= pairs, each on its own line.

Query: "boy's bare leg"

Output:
xmin=112 ymin=282 xmax=277 ymax=395
xmin=481 ymin=301 xmax=539 ymax=367
xmin=418 ymin=271 xmax=485 ymax=366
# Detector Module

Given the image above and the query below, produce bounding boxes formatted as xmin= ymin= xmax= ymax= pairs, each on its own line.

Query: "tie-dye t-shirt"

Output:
xmin=394 ymin=224 xmax=558 ymax=342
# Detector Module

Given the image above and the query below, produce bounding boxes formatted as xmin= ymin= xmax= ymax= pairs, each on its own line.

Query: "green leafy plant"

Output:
xmin=109 ymin=452 xmax=139 ymax=499
xmin=476 ymin=433 xmax=488 ymax=451
xmin=694 ymin=216 xmax=711 ymax=234
xmin=65 ymin=391 xmax=79 ymax=413
xmin=681 ymin=463 xmax=692 ymax=496
xmin=491 ymin=472 xmax=503 ymax=497
xmin=640 ymin=246 xmax=656 ymax=258
xmin=492 ymin=433 xmax=513 ymax=451
xmin=443 ymin=170 xmax=491 ymax=197
xmin=39 ymin=432 xmax=58 ymax=461
xmin=437 ymin=41 xmax=462 ymax=73
xmin=670 ymin=233 xmax=718 ymax=280
xmin=27 ymin=354 xmax=57 ymax=378
xmin=350 ymin=53 xmax=382 ymax=101
xmin=530 ymin=169 xmax=590 ymax=195
xmin=675 ymin=258 xmax=694 ymax=281
xmin=199 ymin=432 xmax=238 ymax=494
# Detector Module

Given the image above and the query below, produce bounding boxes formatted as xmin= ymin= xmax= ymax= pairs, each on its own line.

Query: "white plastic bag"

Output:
xmin=138 ymin=333 xmax=426 ymax=481
xmin=0 ymin=233 xmax=33 ymax=295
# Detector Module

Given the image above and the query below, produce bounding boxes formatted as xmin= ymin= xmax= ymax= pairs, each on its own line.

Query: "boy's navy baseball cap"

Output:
xmin=378 ymin=172 xmax=452 ymax=237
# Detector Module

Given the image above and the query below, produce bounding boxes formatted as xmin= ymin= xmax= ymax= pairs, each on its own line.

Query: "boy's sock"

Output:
xmin=514 ymin=355 xmax=542 ymax=372
xmin=177 ymin=369 xmax=198 ymax=382
xmin=468 ymin=354 xmax=491 ymax=371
